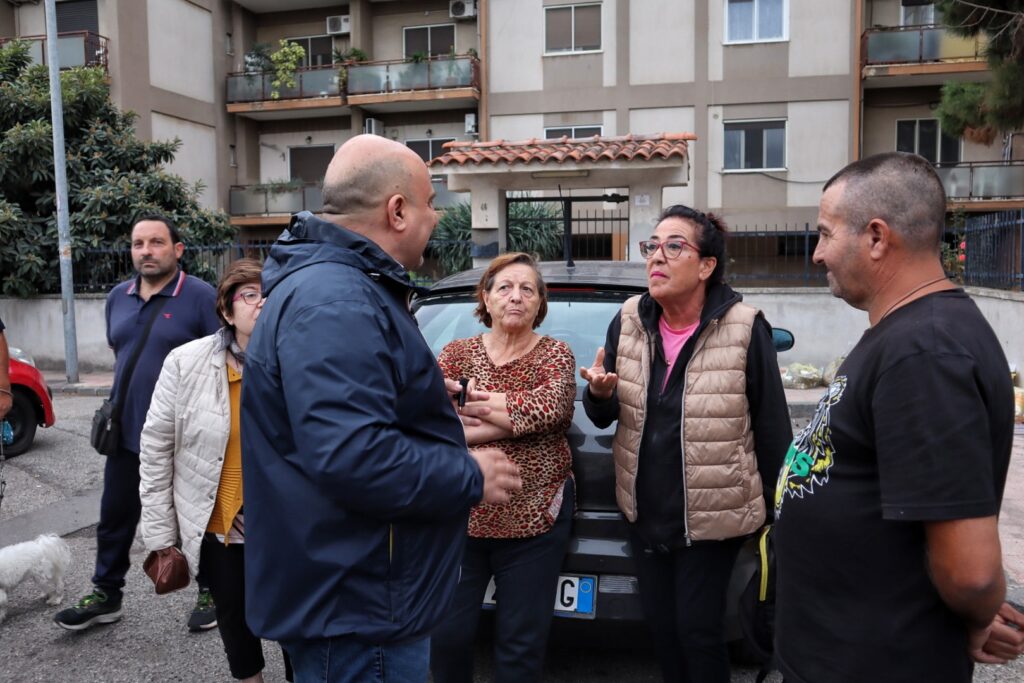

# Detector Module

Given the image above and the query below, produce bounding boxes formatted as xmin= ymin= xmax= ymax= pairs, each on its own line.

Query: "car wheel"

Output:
xmin=3 ymin=389 xmax=38 ymax=457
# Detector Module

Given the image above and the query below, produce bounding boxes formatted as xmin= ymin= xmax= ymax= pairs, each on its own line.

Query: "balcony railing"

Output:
xmin=230 ymin=178 xmax=462 ymax=216
xmin=347 ymin=55 xmax=479 ymax=96
xmin=863 ymin=24 xmax=986 ymax=66
xmin=0 ymin=31 xmax=108 ymax=71
xmin=229 ymin=183 xmax=323 ymax=215
xmin=226 ymin=64 xmax=342 ymax=103
xmin=935 ymin=161 xmax=1024 ymax=201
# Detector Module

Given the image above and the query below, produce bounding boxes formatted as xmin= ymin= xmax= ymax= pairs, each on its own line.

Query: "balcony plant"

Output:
xmin=252 ymin=178 xmax=304 ymax=196
xmin=332 ymin=47 xmax=370 ymax=92
xmin=269 ymin=39 xmax=306 ymax=99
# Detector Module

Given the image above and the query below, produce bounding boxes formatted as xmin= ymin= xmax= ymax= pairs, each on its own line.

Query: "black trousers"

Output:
xmin=92 ymin=447 xmax=143 ymax=595
xmin=200 ymin=535 xmax=266 ymax=680
xmin=431 ymin=479 xmax=574 ymax=683
xmin=629 ymin=530 xmax=744 ymax=683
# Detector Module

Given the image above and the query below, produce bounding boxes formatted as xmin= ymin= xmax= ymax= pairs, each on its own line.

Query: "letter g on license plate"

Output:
xmin=482 ymin=574 xmax=596 ymax=619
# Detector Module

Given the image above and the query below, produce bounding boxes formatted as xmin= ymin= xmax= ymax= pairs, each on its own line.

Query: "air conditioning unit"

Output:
xmin=449 ymin=0 xmax=478 ymax=20
xmin=326 ymin=15 xmax=351 ymax=35
xmin=363 ymin=117 xmax=385 ymax=136
xmin=464 ymin=112 xmax=478 ymax=136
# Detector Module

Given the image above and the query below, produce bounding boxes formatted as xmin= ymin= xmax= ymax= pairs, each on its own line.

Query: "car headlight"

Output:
xmin=9 ymin=347 xmax=36 ymax=367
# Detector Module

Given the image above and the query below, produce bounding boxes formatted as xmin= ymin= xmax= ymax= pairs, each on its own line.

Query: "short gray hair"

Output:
xmin=823 ymin=152 xmax=947 ymax=252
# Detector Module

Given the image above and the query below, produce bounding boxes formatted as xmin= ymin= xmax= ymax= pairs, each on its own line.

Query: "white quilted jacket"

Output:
xmin=139 ymin=331 xmax=232 ymax=577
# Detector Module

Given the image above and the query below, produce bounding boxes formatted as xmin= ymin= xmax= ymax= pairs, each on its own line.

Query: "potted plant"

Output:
xmin=269 ymin=39 xmax=306 ymax=99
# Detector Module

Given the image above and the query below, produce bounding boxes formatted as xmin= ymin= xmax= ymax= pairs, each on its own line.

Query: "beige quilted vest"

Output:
xmin=611 ymin=295 xmax=766 ymax=541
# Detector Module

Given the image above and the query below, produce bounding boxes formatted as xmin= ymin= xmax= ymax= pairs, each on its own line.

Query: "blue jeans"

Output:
xmin=283 ymin=635 xmax=429 ymax=683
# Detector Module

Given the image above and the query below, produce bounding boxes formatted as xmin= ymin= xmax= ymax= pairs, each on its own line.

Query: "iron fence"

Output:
xmin=72 ymin=243 xmax=274 ymax=294
xmin=726 ymin=225 xmax=827 ymax=287
xmin=956 ymin=210 xmax=1024 ymax=291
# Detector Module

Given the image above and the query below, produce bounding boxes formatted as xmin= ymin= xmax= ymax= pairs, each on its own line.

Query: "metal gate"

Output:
xmin=506 ymin=193 xmax=630 ymax=262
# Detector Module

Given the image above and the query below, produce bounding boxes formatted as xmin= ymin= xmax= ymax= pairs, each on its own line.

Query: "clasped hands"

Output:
xmin=444 ymin=377 xmax=521 ymax=506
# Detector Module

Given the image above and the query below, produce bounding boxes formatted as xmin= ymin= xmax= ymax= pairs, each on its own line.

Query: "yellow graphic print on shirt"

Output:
xmin=775 ymin=376 xmax=847 ymax=516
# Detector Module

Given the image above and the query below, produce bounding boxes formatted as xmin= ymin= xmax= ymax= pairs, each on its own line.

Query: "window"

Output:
xmin=545 ymin=125 xmax=603 ymax=139
xmin=403 ymin=24 xmax=456 ymax=58
xmin=289 ymin=145 xmax=335 ymax=183
xmin=895 ymin=119 xmax=960 ymax=164
xmin=56 ymin=0 xmax=99 ymax=33
xmin=900 ymin=2 xmax=936 ymax=26
xmin=724 ymin=120 xmax=786 ymax=170
xmin=286 ymin=36 xmax=334 ymax=67
xmin=725 ymin=0 xmax=786 ymax=43
xmin=545 ymin=4 xmax=602 ymax=54
xmin=406 ymin=138 xmax=456 ymax=163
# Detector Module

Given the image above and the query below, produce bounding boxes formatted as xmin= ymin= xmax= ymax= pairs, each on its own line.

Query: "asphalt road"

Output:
xmin=0 ymin=394 xmax=1022 ymax=682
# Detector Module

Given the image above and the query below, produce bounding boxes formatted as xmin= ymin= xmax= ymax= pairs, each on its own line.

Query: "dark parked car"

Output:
xmin=413 ymin=261 xmax=794 ymax=640
xmin=5 ymin=349 xmax=56 ymax=456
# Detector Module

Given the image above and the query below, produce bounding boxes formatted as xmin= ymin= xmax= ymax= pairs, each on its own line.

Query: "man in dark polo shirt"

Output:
xmin=55 ymin=214 xmax=220 ymax=632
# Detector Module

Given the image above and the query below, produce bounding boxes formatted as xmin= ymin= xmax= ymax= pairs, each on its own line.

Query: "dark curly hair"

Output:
xmin=657 ymin=205 xmax=729 ymax=284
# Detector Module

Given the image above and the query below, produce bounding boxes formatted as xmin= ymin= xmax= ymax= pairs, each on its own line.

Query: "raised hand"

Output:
xmin=579 ymin=347 xmax=618 ymax=400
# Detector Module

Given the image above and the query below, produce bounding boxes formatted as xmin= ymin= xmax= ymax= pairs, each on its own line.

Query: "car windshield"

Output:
xmin=415 ymin=291 xmax=632 ymax=389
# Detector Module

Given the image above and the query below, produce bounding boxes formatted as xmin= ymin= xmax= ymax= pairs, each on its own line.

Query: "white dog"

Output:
xmin=0 ymin=534 xmax=72 ymax=623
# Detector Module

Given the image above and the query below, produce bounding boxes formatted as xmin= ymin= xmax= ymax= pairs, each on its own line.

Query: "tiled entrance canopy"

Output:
xmin=429 ymin=132 xmax=696 ymax=168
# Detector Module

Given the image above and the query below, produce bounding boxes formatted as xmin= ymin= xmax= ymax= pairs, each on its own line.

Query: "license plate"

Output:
xmin=482 ymin=574 xmax=596 ymax=618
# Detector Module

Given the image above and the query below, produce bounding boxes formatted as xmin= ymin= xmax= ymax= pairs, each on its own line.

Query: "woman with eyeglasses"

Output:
xmin=139 ymin=259 xmax=289 ymax=683
xmin=580 ymin=205 xmax=792 ymax=683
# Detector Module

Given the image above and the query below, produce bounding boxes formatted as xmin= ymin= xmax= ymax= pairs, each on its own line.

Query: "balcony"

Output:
xmin=346 ymin=54 xmax=480 ymax=113
xmin=936 ymin=161 xmax=1024 ymax=210
xmin=229 ymin=178 xmax=461 ymax=226
xmin=0 ymin=31 xmax=108 ymax=71
xmin=225 ymin=64 xmax=346 ymax=120
xmin=228 ymin=183 xmax=323 ymax=226
xmin=862 ymin=25 xmax=988 ymax=83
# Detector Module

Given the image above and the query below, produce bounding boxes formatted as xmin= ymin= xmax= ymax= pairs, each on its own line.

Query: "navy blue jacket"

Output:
xmin=241 ymin=212 xmax=484 ymax=643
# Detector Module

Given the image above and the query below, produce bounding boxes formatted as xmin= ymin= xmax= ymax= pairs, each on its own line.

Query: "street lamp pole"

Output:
xmin=43 ymin=0 xmax=79 ymax=383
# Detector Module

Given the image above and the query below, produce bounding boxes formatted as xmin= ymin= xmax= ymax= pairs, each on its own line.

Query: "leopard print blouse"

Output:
xmin=438 ymin=335 xmax=576 ymax=539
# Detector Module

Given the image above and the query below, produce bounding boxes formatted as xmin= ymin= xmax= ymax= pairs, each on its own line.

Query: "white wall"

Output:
xmin=488 ymin=0 xmax=543 ymax=93
xmin=1 ymin=296 xmax=113 ymax=371
xmin=629 ymin=106 xmax=696 ymax=208
xmin=15 ymin=3 xmax=44 ymax=34
xmin=785 ymin=100 xmax=850 ymax=207
xmin=9 ymin=288 xmax=1023 ymax=375
xmin=258 ymin=129 xmax=350 ymax=182
xmin=489 ymin=113 xmax=545 ymax=142
xmin=601 ymin=0 xmax=617 ymax=87
xmin=629 ymin=0 xmax=694 ymax=85
xmin=151 ymin=113 xmax=218 ymax=210
xmin=147 ymin=0 xmax=214 ymax=103
xmin=706 ymin=105 xmax=724 ymax=206
xmin=707 ymin=0 xmax=724 ymax=81
xmin=789 ymin=0 xmax=851 ymax=77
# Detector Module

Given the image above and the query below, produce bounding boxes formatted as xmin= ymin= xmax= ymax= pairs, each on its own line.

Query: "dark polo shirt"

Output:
xmin=106 ymin=269 xmax=219 ymax=453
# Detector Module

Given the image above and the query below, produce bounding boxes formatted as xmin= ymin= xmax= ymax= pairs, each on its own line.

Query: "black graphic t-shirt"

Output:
xmin=773 ymin=290 xmax=1014 ymax=683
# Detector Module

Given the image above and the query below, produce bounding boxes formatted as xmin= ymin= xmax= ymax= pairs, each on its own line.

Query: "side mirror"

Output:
xmin=772 ymin=328 xmax=795 ymax=353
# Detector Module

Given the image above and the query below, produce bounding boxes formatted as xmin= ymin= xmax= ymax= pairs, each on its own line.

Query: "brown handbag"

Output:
xmin=142 ymin=547 xmax=191 ymax=595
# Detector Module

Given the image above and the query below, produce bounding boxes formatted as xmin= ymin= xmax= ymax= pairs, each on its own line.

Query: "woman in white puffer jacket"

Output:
xmin=139 ymin=258 xmax=279 ymax=683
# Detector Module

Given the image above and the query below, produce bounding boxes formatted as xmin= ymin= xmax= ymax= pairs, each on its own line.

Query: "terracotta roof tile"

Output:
xmin=428 ymin=132 xmax=697 ymax=168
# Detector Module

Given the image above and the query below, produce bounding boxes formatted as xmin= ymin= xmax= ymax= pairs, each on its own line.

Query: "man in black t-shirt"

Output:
xmin=774 ymin=152 xmax=1023 ymax=683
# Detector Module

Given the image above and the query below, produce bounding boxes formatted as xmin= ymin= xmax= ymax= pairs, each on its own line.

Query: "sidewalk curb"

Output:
xmin=51 ymin=383 xmax=111 ymax=397
xmin=0 ymin=488 xmax=102 ymax=547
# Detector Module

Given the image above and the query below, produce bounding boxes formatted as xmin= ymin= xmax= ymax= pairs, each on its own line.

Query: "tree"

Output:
xmin=0 ymin=40 xmax=234 ymax=296
xmin=427 ymin=198 xmax=564 ymax=276
xmin=935 ymin=1 xmax=1024 ymax=136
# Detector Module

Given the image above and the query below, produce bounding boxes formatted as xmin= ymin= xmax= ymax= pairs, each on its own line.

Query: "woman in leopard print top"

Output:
xmin=430 ymin=252 xmax=576 ymax=683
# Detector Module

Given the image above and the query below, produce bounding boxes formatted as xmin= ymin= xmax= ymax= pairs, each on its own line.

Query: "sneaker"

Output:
xmin=187 ymin=587 xmax=217 ymax=632
xmin=54 ymin=588 xmax=123 ymax=631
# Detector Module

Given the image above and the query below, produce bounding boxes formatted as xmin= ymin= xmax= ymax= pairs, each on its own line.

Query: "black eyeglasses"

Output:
xmin=638 ymin=239 xmax=701 ymax=260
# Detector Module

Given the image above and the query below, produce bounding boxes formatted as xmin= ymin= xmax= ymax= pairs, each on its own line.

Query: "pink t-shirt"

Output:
xmin=659 ymin=317 xmax=699 ymax=391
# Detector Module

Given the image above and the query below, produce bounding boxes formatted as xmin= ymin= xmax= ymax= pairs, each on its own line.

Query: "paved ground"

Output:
xmin=1 ymin=385 xmax=1022 ymax=681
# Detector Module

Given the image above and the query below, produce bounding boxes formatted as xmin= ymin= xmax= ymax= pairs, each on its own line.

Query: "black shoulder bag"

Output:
xmin=90 ymin=296 xmax=169 ymax=456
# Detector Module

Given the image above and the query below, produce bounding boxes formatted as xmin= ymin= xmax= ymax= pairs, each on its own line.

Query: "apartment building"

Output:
xmin=1 ymin=0 xmax=1019 ymax=259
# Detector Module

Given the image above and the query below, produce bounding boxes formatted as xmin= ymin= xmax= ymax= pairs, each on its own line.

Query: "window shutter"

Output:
xmin=57 ymin=0 xmax=99 ymax=34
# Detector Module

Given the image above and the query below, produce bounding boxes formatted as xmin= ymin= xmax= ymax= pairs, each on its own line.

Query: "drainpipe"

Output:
xmin=478 ymin=0 xmax=488 ymax=140
xmin=852 ymin=0 xmax=863 ymax=161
